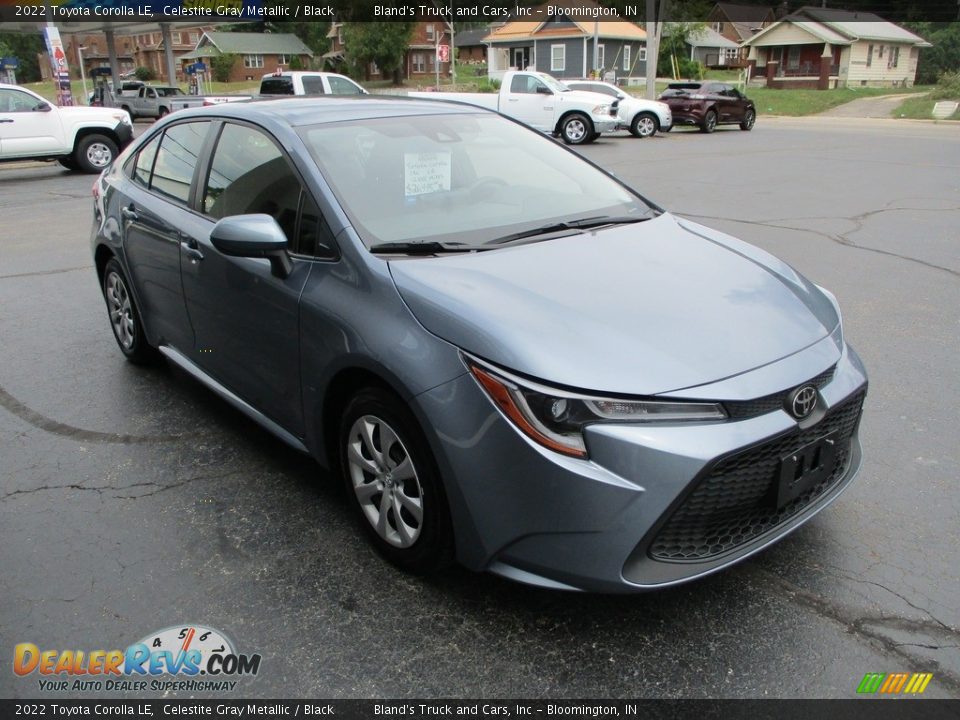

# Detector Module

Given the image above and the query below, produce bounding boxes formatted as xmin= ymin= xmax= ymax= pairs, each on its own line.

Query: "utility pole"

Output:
xmin=593 ymin=21 xmax=599 ymax=77
xmin=77 ymin=45 xmax=88 ymax=105
xmin=645 ymin=0 xmax=657 ymax=99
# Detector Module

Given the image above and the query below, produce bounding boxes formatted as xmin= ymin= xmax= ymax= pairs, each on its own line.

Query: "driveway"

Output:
xmin=819 ymin=93 xmax=920 ymax=118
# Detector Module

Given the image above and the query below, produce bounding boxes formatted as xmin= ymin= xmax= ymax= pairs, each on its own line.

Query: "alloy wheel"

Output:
xmin=105 ymin=271 xmax=135 ymax=349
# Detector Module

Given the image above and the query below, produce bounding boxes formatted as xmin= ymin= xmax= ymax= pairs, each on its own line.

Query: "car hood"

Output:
xmin=389 ymin=213 xmax=840 ymax=396
xmin=560 ymin=90 xmax=616 ymax=108
xmin=57 ymin=106 xmax=128 ymax=122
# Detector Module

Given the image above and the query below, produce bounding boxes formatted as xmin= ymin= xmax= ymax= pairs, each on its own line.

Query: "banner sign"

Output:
xmin=42 ymin=25 xmax=74 ymax=107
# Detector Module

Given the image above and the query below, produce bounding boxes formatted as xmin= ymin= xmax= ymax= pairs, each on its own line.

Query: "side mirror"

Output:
xmin=33 ymin=102 xmax=52 ymax=112
xmin=535 ymin=85 xmax=553 ymax=95
xmin=210 ymin=214 xmax=293 ymax=278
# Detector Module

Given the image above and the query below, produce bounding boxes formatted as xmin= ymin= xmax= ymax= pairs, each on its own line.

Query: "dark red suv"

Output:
xmin=658 ymin=82 xmax=756 ymax=133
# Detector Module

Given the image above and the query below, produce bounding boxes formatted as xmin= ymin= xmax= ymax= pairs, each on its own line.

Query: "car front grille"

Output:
xmin=649 ymin=388 xmax=865 ymax=562
xmin=723 ymin=366 xmax=836 ymax=420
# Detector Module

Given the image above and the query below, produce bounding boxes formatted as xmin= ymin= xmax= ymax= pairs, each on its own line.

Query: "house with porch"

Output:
xmin=483 ymin=3 xmax=647 ymax=82
xmin=177 ymin=32 xmax=313 ymax=83
xmin=742 ymin=7 xmax=931 ymax=89
xmin=323 ymin=21 xmax=452 ymax=82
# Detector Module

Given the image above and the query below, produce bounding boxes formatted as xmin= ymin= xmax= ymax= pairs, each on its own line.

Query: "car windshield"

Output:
xmin=298 ymin=113 xmax=656 ymax=250
xmin=537 ymin=74 xmax=571 ymax=93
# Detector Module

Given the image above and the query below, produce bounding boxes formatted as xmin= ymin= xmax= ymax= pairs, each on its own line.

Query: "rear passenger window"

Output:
xmin=203 ymin=123 xmax=322 ymax=255
xmin=327 ymin=76 xmax=363 ymax=95
xmin=151 ymin=122 xmax=209 ymax=205
xmin=301 ymin=76 xmax=326 ymax=95
xmin=132 ymin=135 xmax=160 ymax=188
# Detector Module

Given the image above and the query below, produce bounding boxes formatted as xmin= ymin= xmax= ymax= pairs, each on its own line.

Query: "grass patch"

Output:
xmin=745 ymin=85 xmax=928 ymax=116
xmin=892 ymin=95 xmax=960 ymax=120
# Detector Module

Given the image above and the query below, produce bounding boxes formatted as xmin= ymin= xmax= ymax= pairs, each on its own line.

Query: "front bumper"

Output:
xmin=591 ymin=117 xmax=619 ymax=135
xmin=114 ymin=120 xmax=134 ymax=149
xmin=415 ymin=339 xmax=867 ymax=592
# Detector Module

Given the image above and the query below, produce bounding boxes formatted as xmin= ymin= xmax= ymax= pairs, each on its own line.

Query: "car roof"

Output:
xmin=172 ymin=95 xmax=491 ymax=128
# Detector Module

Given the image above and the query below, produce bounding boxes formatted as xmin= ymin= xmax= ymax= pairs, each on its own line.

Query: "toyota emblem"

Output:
xmin=789 ymin=385 xmax=818 ymax=419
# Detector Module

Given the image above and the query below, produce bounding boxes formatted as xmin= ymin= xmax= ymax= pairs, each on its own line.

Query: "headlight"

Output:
xmin=111 ymin=112 xmax=131 ymax=125
xmin=467 ymin=358 xmax=727 ymax=459
xmin=592 ymin=104 xmax=610 ymax=115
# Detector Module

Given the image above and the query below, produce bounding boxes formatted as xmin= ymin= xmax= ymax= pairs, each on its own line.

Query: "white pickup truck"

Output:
xmin=259 ymin=71 xmax=368 ymax=96
xmin=410 ymin=71 xmax=619 ymax=145
xmin=0 ymin=83 xmax=133 ymax=173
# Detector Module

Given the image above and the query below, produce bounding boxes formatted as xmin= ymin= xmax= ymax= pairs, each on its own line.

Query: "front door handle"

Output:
xmin=0 ymin=118 xmax=13 ymax=124
xmin=180 ymin=235 xmax=203 ymax=262
xmin=120 ymin=205 xmax=139 ymax=221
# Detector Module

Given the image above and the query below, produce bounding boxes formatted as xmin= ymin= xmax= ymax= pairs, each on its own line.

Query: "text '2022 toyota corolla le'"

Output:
xmin=91 ymin=97 xmax=867 ymax=592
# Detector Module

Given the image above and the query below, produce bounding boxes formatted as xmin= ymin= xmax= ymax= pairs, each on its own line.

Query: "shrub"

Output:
xmin=134 ymin=66 xmax=156 ymax=81
xmin=210 ymin=53 xmax=237 ymax=83
xmin=477 ymin=76 xmax=501 ymax=93
xmin=930 ymin=71 xmax=960 ymax=100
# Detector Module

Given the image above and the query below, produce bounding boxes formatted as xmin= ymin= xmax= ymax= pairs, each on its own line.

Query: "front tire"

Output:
xmin=700 ymin=109 xmax=718 ymax=134
xmin=740 ymin=108 xmax=756 ymax=131
xmin=559 ymin=113 xmax=592 ymax=145
xmin=102 ymin=258 xmax=155 ymax=364
xmin=57 ymin=157 xmax=79 ymax=171
xmin=339 ymin=387 xmax=454 ymax=574
xmin=630 ymin=112 xmax=658 ymax=138
xmin=75 ymin=134 xmax=118 ymax=174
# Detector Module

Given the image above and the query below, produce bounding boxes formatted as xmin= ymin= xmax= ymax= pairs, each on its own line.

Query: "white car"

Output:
xmin=566 ymin=80 xmax=673 ymax=138
xmin=0 ymin=83 xmax=133 ymax=173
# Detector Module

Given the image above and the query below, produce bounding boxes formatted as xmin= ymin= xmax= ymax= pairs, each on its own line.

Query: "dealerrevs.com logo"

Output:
xmin=14 ymin=625 xmax=261 ymax=693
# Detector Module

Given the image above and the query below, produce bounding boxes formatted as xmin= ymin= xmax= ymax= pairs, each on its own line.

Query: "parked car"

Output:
xmin=565 ymin=80 xmax=672 ymax=138
xmin=410 ymin=70 xmax=619 ymax=145
xmin=91 ymin=97 xmax=866 ymax=592
xmin=658 ymin=82 xmax=756 ymax=133
xmin=259 ymin=70 xmax=368 ymax=96
xmin=119 ymin=85 xmax=187 ymax=120
xmin=0 ymin=82 xmax=133 ymax=172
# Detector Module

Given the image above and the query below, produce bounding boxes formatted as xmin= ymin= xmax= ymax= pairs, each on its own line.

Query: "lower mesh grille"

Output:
xmin=649 ymin=389 xmax=865 ymax=562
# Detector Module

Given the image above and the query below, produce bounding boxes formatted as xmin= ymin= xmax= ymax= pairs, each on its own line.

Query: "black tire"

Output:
xmin=660 ymin=124 xmax=672 ymax=133
xmin=559 ymin=113 xmax=593 ymax=145
xmin=102 ymin=258 xmax=156 ymax=364
xmin=740 ymin=108 xmax=756 ymax=131
xmin=630 ymin=112 xmax=659 ymax=138
xmin=158 ymin=107 xmax=169 ymax=118
xmin=700 ymin=110 xmax=718 ymax=134
xmin=75 ymin=134 xmax=118 ymax=174
xmin=57 ymin=157 xmax=79 ymax=171
xmin=339 ymin=387 xmax=454 ymax=574
xmin=588 ymin=131 xmax=601 ymax=143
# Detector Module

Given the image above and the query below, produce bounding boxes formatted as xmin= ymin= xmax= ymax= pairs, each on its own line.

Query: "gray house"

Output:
xmin=484 ymin=8 xmax=648 ymax=82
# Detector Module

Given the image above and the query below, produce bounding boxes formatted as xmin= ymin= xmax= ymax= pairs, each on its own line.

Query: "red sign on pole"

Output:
xmin=437 ymin=44 xmax=450 ymax=63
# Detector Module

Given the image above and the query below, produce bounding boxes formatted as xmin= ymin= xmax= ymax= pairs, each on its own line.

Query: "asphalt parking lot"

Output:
xmin=1 ymin=116 xmax=958 ymax=699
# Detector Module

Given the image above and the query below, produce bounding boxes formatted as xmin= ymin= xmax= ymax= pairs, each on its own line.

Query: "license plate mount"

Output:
xmin=775 ymin=430 xmax=841 ymax=508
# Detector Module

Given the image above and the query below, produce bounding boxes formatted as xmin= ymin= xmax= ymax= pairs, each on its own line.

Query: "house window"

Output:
xmin=173 ymin=32 xmax=181 ymax=45
xmin=426 ymin=24 xmax=435 ymax=41
xmin=277 ymin=54 xmax=289 ymax=65
xmin=866 ymin=44 xmax=873 ymax=67
xmin=787 ymin=46 xmax=800 ymax=69
xmin=244 ymin=55 xmax=264 ymax=69
xmin=597 ymin=44 xmax=605 ymax=70
xmin=623 ymin=45 xmax=631 ymax=71
xmin=370 ymin=61 xmax=379 ymax=74
xmin=638 ymin=47 xmax=647 ymax=62
xmin=714 ymin=22 xmax=724 ymax=33
xmin=889 ymin=46 xmax=900 ymax=68
xmin=551 ymin=44 xmax=565 ymax=72
xmin=189 ymin=33 xmax=198 ymax=44
xmin=412 ymin=53 xmax=425 ymax=73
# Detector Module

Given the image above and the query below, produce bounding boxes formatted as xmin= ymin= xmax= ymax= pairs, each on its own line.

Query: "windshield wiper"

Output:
xmin=489 ymin=215 xmax=650 ymax=246
xmin=370 ymin=241 xmax=477 ymax=256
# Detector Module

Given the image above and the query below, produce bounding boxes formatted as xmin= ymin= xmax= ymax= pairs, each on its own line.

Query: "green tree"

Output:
xmin=342 ymin=22 xmax=415 ymax=85
xmin=905 ymin=22 xmax=960 ymax=85
xmin=0 ymin=31 xmax=45 ymax=83
xmin=210 ymin=53 xmax=238 ymax=83
xmin=134 ymin=66 xmax=156 ymax=81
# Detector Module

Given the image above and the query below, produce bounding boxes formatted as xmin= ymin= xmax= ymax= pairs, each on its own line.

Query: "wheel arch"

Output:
xmin=94 ymin=243 xmax=114 ymax=286
xmin=73 ymin=126 xmax=123 ymax=155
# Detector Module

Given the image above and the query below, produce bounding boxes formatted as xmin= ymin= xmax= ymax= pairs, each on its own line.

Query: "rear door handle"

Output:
xmin=0 ymin=118 xmax=13 ymax=123
xmin=120 ymin=205 xmax=138 ymax=221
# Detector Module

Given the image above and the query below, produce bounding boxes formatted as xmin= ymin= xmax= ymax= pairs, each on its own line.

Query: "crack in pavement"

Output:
xmin=752 ymin=567 xmax=960 ymax=695
xmin=0 ymin=265 xmax=93 ymax=280
xmin=1 ymin=469 xmax=243 ymax=503
xmin=0 ymin=385 xmax=183 ymax=444
xmin=678 ymin=205 xmax=960 ymax=279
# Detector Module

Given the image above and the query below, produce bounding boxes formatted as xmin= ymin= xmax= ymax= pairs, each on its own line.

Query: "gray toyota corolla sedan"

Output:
xmin=91 ymin=97 xmax=867 ymax=592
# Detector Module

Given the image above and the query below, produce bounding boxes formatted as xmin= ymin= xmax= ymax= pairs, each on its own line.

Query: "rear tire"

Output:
xmin=158 ymin=107 xmax=169 ymax=118
xmin=559 ymin=113 xmax=592 ymax=145
xmin=75 ymin=134 xmax=118 ymax=174
xmin=339 ymin=387 xmax=454 ymax=574
xmin=630 ymin=112 xmax=658 ymax=138
xmin=700 ymin=110 xmax=718 ymax=134
xmin=102 ymin=258 xmax=156 ymax=364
